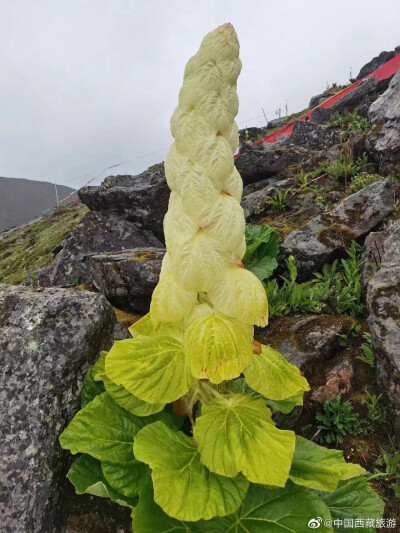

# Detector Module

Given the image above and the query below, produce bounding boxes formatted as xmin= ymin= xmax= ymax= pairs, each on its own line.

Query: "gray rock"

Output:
xmin=256 ymin=314 xmax=352 ymax=374
xmin=310 ymin=76 xmax=390 ymax=124
xmin=281 ymin=178 xmax=397 ymax=280
xmin=362 ymin=220 xmax=400 ymax=290
xmin=309 ymin=107 xmax=334 ymax=125
xmin=367 ymin=222 xmax=400 ymax=434
xmin=78 ymin=169 xmax=170 ymax=240
xmin=368 ymin=69 xmax=400 ymax=174
xmin=281 ymin=120 xmax=341 ymax=151
xmin=241 ymin=179 xmax=293 ymax=220
xmin=235 ymin=143 xmax=312 ymax=185
xmin=310 ymin=358 xmax=355 ymax=404
xmin=369 ymin=69 xmax=400 ymax=123
xmin=267 ymin=117 xmax=286 ymax=129
xmin=238 ymin=126 xmax=268 ymax=145
xmin=25 ymin=265 xmax=54 ymax=287
xmin=309 ymin=90 xmax=337 ymax=109
xmin=49 ymin=211 xmax=162 ymax=286
xmin=355 ymin=50 xmax=395 ymax=81
xmin=85 ymin=248 xmax=165 ymax=313
xmin=0 ymin=285 xmax=120 ymax=533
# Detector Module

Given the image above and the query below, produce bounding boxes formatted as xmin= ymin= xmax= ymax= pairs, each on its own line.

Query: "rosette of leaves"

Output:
xmin=60 ymin=24 xmax=384 ymax=532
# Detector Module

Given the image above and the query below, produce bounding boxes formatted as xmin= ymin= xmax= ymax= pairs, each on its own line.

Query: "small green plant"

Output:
xmin=357 ymin=333 xmax=375 ymax=367
xmin=325 ymin=155 xmax=359 ymax=185
xmin=316 ymin=394 xmax=363 ymax=445
xmin=373 ymin=449 xmax=400 ymax=480
xmin=264 ymin=256 xmax=315 ymax=316
xmin=337 ymin=322 xmax=361 ymax=346
xmin=243 ymin=224 xmax=280 ymax=281
xmin=309 ymin=242 xmax=364 ymax=317
xmin=349 ymin=172 xmax=384 ymax=193
xmin=325 ymin=110 xmax=371 ymax=134
xmin=295 ymin=170 xmax=309 ymax=187
xmin=264 ymin=242 xmax=364 ymax=318
xmin=265 ymin=187 xmax=291 ymax=212
xmin=362 ymin=389 xmax=387 ymax=424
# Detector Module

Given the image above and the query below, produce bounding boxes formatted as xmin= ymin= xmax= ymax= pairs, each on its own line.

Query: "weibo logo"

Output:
xmin=308 ymin=517 xmax=322 ymax=529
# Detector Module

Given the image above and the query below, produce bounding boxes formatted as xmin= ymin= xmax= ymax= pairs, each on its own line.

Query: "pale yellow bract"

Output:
xmin=151 ymin=23 xmax=268 ymax=353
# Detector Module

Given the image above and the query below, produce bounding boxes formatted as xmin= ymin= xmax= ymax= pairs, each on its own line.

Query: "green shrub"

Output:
xmin=349 ymin=173 xmax=385 ymax=193
xmin=263 ymin=241 xmax=364 ymax=317
xmin=325 ymin=110 xmax=371 ymax=133
xmin=316 ymin=394 xmax=364 ymax=444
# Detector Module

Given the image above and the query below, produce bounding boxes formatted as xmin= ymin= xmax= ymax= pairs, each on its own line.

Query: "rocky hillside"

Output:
xmin=0 ymin=176 xmax=75 ymax=231
xmin=1 ymin=52 xmax=400 ymax=532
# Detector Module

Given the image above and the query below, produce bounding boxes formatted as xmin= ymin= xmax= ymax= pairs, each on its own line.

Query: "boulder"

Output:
xmin=241 ymin=179 xmax=293 ymax=220
xmin=355 ymin=50 xmax=395 ymax=81
xmin=310 ymin=76 xmax=391 ymax=124
xmin=310 ymin=359 xmax=354 ymax=404
xmin=85 ymin=248 xmax=165 ymax=313
xmin=280 ymin=120 xmax=341 ymax=151
xmin=49 ymin=211 xmax=162 ymax=286
xmin=78 ymin=169 xmax=170 ymax=240
xmin=238 ymin=126 xmax=268 ymax=145
xmin=0 ymin=285 xmax=125 ymax=533
xmin=255 ymin=314 xmax=352 ymax=429
xmin=256 ymin=314 xmax=352 ymax=374
xmin=235 ymin=143 xmax=312 ymax=185
xmin=362 ymin=220 xmax=400 ymax=290
xmin=367 ymin=222 xmax=400 ymax=434
xmin=309 ymin=90 xmax=337 ymax=109
xmin=368 ymin=69 xmax=400 ymax=174
xmin=281 ymin=178 xmax=397 ymax=280
xmin=267 ymin=117 xmax=286 ymax=129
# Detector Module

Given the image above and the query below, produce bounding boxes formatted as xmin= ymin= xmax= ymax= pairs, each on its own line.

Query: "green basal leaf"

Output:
xmin=245 ymin=254 xmax=278 ymax=281
xmin=105 ymin=337 xmax=196 ymax=404
xmin=227 ymin=378 xmax=263 ymax=398
xmin=289 ymin=436 xmax=365 ymax=492
xmin=128 ymin=313 xmax=154 ymax=337
xmin=105 ymin=376 xmax=165 ymax=416
xmin=243 ymin=224 xmax=280 ymax=282
xmin=101 ymin=460 xmax=150 ymax=499
xmin=59 ymin=392 xmax=140 ymax=462
xmin=193 ymin=393 xmax=295 ymax=486
xmin=199 ymin=482 xmax=334 ymax=532
xmin=267 ymin=391 xmax=304 ymax=414
xmin=132 ymin=483 xmax=193 ymax=533
xmin=318 ymin=477 xmax=384 ymax=532
xmin=92 ymin=350 xmax=107 ymax=381
xmin=133 ymin=421 xmax=248 ymax=521
xmin=92 ymin=350 xmax=165 ymax=416
xmin=183 ymin=313 xmax=253 ymax=383
xmin=67 ymin=455 xmax=137 ymax=508
xmin=80 ymin=368 xmax=105 ymax=408
xmin=245 ymin=344 xmax=310 ymax=401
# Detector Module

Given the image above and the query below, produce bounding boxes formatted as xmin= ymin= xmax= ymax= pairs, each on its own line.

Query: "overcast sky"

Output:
xmin=1 ymin=0 xmax=399 ymax=189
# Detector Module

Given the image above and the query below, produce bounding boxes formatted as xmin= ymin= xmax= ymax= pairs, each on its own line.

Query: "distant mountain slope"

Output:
xmin=0 ymin=177 xmax=75 ymax=231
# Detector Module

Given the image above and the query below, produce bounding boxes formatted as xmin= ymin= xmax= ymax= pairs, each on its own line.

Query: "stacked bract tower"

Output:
xmin=151 ymin=22 xmax=269 ymax=384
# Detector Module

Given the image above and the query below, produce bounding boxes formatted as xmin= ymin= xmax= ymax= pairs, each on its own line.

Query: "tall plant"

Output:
xmin=60 ymin=24 xmax=384 ymax=532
